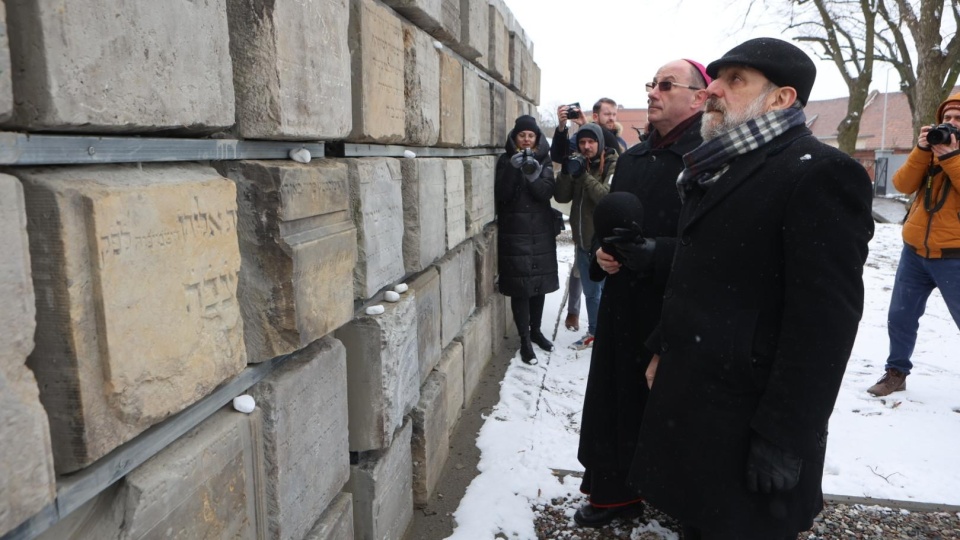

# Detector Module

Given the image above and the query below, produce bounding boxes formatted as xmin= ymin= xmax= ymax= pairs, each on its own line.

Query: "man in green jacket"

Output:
xmin=554 ymin=123 xmax=617 ymax=349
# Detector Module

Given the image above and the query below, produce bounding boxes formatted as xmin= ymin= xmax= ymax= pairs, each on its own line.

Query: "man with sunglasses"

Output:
xmin=573 ymin=59 xmax=710 ymax=528
xmin=632 ymin=38 xmax=874 ymax=540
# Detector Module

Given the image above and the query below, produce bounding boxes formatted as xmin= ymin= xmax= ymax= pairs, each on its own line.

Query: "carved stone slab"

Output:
xmin=450 ymin=0 xmax=487 ymax=60
xmin=19 ymin=164 xmax=246 ymax=472
xmin=401 ymin=158 xmax=446 ymax=273
xmin=437 ymin=341 xmax=464 ymax=436
xmin=408 ymin=268 xmax=441 ymax=386
xmin=348 ymin=0 xmax=405 ymax=143
xmin=304 ymin=493 xmax=354 ymax=540
xmin=443 ymin=159 xmax=466 ymax=249
xmin=346 ymin=420 xmax=413 ymax=540
xmin=411 ymin=370 xmax=448 ymax=506
xmin=463 ymin=155 xmax=496 ymax=236
xmin=437 ymin=51 xmax=464 ymax=147
xmin=0 ymin=4 xmax=11 ymax=123
xmin=457 ymin=302 xmax=492 ymax=407
xmin=462 ymin=67 xmax=483 ymax=147
xmin=474 ymin=223 xmax=497 ymax=306
xmin=402 ymin=22 xmax=440 ymax=146
xmin=438 ymin=242 xmax=476 ymax=348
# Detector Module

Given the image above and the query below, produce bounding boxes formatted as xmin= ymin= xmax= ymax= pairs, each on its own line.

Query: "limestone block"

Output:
xmin=504 ymin=91 xmax=519 ymax=137
xmin=438 ymin=242 xmax=476 ymax=348
xmin=402 ymin=22 xmax=440 ymax=146
xmin=346 ymin=420 xmax=413 ymax=540
xmin=226 ymin=0 xmax=351 ymax=140
xmin=486 ymin=4 xmax=510 ymax=85
xmin=0 ymin=4 xmax=11 ymax=123
xmin=437 ymin=51 xmax=464 ymax=147
xmin=475 ymin=223 xmax=497 ymax=306
xmin=462 ymin=68 xmax=483 ymax=147
xmin=348 ymin=0 xmax=405 ymax=143
xmin=36 ymin=409 xmax=262 ymax=540
xmin=451 ymin=0 xmax=487 ymax=60
xmin=401 ymin=159 xmax=446 ymax=273
xmin=457 ymin=301 xmax=492 ymax=407
xmin=341 ymin=158 xmax=405 ymax=300
xmin=463 ymin=155 xmax=496 ymax=236
xmin=519 ymin=45 xmax=535 ymax=102
xmin=304 ymin=493 xmax=354 ymax=540
xmin=478 ymin=78 xmax=493 ymax=147
xmin=408 ymin=268 xmax=441 ymax=386
xmin=0 ymin=176 xmax=55 ymax=537
xmin=508 ymin=32 xmax=524 ymax=93
xmin=19 ymin=164 xmax=246 ymax=473
xmin=492 ymin=292 xmax=508 ymax=353
xmin=443 ymin=159 xmax=467 ymax=249
xmin=384 ymin=0 xmax=460 ymax=45
xmin=250 ymin=337 xmax=350 ymax=540
xmin=215 ymin=160 xmax=356 ymax=363
xmin=531 ymin=61 xmax=541 ymax=106
xmin=411 ymin=371 xmax=449 ymax=506
xmin=491 ymin=82 xmax=507 ymax=145
xmin=437 ymin=341 xmax=464 ymax=434
xmin=4 ymin=0 xmax=234 ymax=132
xmin=336 ymin=294 xmax=419 ymax=451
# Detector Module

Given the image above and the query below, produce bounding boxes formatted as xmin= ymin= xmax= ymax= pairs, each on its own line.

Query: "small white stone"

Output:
xmin=394 ymin=283 xmax=409 ymax=293
xmin=403 ymin=149 xmax=417 ymax=159
xmin=289 ymin=147 xmax=311 ymax=163
xmin=433 ymin=40 xmax=443 ymax=50
xmin=384 ymin=290 xmax=401 ymax=302
xmin=233 ymin=395 xmax=256 ymax=414
xmin=365 ymin=305 xmax=385 ymax=315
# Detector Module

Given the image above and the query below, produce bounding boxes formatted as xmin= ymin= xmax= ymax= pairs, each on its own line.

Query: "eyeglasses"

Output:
xmin=645 ymin=81 xmax=703 ymax=92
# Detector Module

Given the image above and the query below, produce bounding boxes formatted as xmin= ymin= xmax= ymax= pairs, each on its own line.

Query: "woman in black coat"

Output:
xmin=495 ymin=115 xmax=559 ymax=365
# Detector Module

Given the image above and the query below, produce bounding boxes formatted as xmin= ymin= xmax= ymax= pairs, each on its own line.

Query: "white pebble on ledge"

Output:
xmin=384 ymin=290 xmax=401 ymax=302
xmin=403 ymin=149 xmax=417 ymax=159
xmin=394 ymin=283 xmax=409 ymax=293
xmin=289 ymin=147 xmax=311 ymax=163
xmin=365 ymin=305 xmax=385 ymax=315
xmin=233 ymin=395 xmax=256 ymax=413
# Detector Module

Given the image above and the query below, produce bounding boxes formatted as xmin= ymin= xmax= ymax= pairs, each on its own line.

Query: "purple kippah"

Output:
xmin=684 ymin=59 xmax=712 ymax=87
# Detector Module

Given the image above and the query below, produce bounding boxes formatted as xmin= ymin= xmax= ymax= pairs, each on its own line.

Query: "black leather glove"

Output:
xmin=745 ymin=434 xmax=803 ymax=494
xmin=603 ymin=222 xmax=656 ymax=273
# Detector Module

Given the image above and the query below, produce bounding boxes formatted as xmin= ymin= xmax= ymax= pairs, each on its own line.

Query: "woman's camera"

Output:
xmin=566 ymin=102 xmax=582 ymax=119
xmin=519 ymin=149 xmax=540 ymax=176
xmin=927 ymin=123 xmax=960 ymax=145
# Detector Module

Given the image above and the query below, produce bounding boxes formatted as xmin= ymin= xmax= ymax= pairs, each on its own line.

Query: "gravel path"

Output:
xmin=533 ymin=495 xmax=960 ymax=539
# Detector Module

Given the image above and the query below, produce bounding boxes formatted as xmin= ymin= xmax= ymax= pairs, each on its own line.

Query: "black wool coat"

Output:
xmin=495 ymin=136 xmax=559 ymax=298
xmin=631 ymin=125 xmax=874 ymax=537
xmin=576 ymin=116 xmax=704 ymax=501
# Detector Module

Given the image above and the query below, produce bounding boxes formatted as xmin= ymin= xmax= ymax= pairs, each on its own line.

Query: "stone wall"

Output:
xmin=0 ymin=0 xmax=540 ymax=537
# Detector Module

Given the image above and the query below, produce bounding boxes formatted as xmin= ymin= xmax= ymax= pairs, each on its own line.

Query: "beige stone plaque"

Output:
xmin=348 ymin=0 xmax=405 ymax=143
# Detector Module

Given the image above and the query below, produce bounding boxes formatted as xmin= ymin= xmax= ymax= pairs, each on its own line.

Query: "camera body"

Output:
xmin=927 ymin=122 xmax=960 ymax=146
xmin=566 ymin=102 xmax=582 ymax=120
xmin=566 ymin=153 xmax=588 ymax=178
xmin=519 ymin=148 xmax=540 ymax=176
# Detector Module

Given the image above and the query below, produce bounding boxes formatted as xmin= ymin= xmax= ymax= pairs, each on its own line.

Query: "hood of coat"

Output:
xmin=575 ymin=123 xmax=605 ymax=156
xmin=936 ymin=91 xmax=960 ymax=123
xmin=505 ymin=132 xmax=550 ymax=160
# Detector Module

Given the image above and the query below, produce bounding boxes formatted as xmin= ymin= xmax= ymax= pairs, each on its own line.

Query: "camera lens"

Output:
xmin=567 ymin=155 xmax=586 ymax=177
xmin=927 ymin=125 xmax=953 ymax=145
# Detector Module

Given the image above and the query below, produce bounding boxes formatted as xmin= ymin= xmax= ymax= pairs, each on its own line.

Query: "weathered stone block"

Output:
xmin=475 ymin=223 xmax=497 ymax=306
xmin=226 ymin=0 xmax=351 ymax=140
xmin=458 ymin=301 xmax=493 ymax=407
xmin=451 ymin=0 xmax=487 ymax=60
xmin=437 ymin=51 xmax=464 ymax=147
xmin=5 ymin=0 xmax=234 ymax=132
xmin=408 ymin=268 xmax=441 ymax=386
xmin=340 ymin=158 xmax=405 ymax=300
xmin=304 ymin=493 xmax=354 ymax=540
xmin=36 ymin=408 xmax=262 ymax=540
xmin=443 ymin=159 xmax=467 ymax=249
xmin=0 ymin=4 xmax=11 ymax=123
xmin=401 ymin=159 xmax=446 ymax=273
xmin=336 ymin=293 xmax=419 ymax=451
xmin=384 ymin=0 xmax=460 ymax=45
xmin=347 ymin=420 xmax=413 ymax=540
xmin=462 ymin=67 xmax=483 ymax=147
xmin=478 ymin=77 xmax=493 ymax=146
xmin=348 ymin=0 xmax=405 ymax=143
xmin=486 ymin=3 xmax=510 ymax=85
xmin=509 ymin=32 xmax=524 ymax=93
xmin=251 ymin=337 xmax=350 ymax=540
xmin=531 ymin=61 xmax=541 ymax=105
xmin=411 ymin=371 xmax=449 ymax=506
xmin=519 ymin=45 xmax=535 ymax=102
xmin=19 ymin=164 xmax=246 ymax=473
xmin=437 ymin=341 xmax=464 ymax=434
xmin=504 ymin=90 xmax=518 ymax=137
xmin=438 ymin=242 xmax=476 ymax=348
xmin=215 ymin=160 xmax=356 ymax=363
xmin=0 ymin=175 xmax=55 ymax=537
xmin=402 ymin=22 xmax=440 ymax=146
xmin=491 ymin=82 xmax=507 ymax=145
xmin=492 ymin=292 xmax=508 ymax=353
xmin=463 ymin=155 xmax=496 ymax=236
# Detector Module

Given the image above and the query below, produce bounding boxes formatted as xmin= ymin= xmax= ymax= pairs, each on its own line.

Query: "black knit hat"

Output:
xmin=512 ymin=115 xmax=541 ymax=138
xmin=706 ymin=37 xmax=817 ymax=106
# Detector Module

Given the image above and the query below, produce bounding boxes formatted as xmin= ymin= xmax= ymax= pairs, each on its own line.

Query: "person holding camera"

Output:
xmin=554 ymin=123 xmax=617 ymax=350
xmin=495 ymin=115 xmax=559 ymax=365
xmin=868 ymin=91 xmax=960 ymax=397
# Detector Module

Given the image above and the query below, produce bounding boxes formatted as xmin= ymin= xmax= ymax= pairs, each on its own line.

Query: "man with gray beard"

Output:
xmin=631 ymin=38 xmax=874 ymax=539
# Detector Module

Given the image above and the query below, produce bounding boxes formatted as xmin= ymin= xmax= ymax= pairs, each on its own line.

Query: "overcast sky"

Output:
xmin=502 ymin=0 xmax=894 ymax=112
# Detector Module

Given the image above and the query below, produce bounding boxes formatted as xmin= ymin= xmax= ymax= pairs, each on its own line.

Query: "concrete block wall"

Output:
xmin=0 ymin=0 xmax=540 ymax=536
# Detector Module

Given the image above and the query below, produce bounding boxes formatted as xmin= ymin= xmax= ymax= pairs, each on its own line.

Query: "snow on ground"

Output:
xmin=445 ymin=222 xmax=960 ymax=539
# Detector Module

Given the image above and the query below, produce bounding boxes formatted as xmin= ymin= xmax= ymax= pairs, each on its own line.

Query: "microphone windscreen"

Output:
xmin=594 ymin=192 xmax=644 ymax=241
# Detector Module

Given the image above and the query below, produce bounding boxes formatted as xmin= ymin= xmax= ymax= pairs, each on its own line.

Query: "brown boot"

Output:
xmin=867 ymin=368 xmax=907 ymax=397
xmin=565 ymin=312 xmax=580 ymax=331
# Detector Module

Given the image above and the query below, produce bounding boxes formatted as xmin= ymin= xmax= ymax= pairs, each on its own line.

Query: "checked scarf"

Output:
xmin=676 ymin=107 xmax=806 ymax=201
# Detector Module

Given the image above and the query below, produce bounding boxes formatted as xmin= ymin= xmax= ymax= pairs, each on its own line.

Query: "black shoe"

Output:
xmin=520 ymin=337 xmax=538 ymax=365
xmin=530 ymin=330 xmax=553 ymax=352
xmin=573 ymin=501 xmax=644 ymax=528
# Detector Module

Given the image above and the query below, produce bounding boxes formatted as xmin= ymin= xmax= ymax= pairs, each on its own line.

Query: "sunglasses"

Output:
xmin=645 ymin=81 xmax=703 ymax=92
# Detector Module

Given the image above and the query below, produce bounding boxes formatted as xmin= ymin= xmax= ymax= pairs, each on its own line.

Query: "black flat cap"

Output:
xmin=706 ymin=37 xmax=816 ymax=106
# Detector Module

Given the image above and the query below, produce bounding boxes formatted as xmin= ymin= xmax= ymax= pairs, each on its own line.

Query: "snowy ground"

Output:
xmin=444 ymin=222 xmax=960 ymax=540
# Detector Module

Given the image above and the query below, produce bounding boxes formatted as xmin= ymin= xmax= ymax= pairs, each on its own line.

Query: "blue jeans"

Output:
xmin=886 ymin=245 xmax=960 ymax=374
xmin=576 ymin=247 xmax=604 ymax=335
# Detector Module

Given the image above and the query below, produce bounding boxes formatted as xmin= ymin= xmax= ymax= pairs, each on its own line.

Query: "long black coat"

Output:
xmin=576 ymin=116 xmax=704 ymax=501
xmin=495 ymin=136 xmax=559 ymax=298
xmin=631 ymin=125 xmax=874 ymax=537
